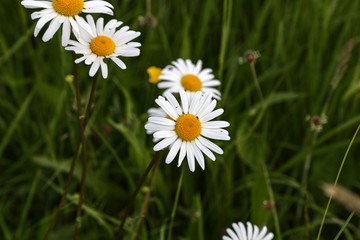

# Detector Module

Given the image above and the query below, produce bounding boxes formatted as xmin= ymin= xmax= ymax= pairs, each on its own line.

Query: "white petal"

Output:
xmin=164 ymin=92 xmax=183 ymax=115
xmin=225 ymin=228 xmax=238 ymax=240
xmin=179 ymin=90 xmax=188 ymax=114
xmin=154 ymin=130 xmax=177 ymax=139
xmin=197 ymin=99 xmax=217 ymax=119
xmin=252 ymin=225 xmax=260 ymax=239
xmin=200 ymin=109 xmax=224 ymax=123
xmin=247 ymin=222 xmax=253 ymax=240
xmin=84 ymin=54 xmax=97 ymax=65
xmin=193 ymin=60 xmax=202 ymax=75
xmin=188 ymin=91 xmax=203 ymax=114
xmin=75 ymin=15 xmax=93 ymax=36
xmin=148 ymin=117 xmax=176 ymax=126
xmin=111 ymin=57 xmax=126 ymax=69
xmin=42 ymin=17 xmax=62 ymax=42
xmin=197 ymin=136 xmax=223 ymax=154
xmin=153 ymin=135 xmax=177 ymax=151
xmin=202 ymin=80 xmax=221 ymax=87
xmin=33 ymin=11 xmax=56 ymax=37
xmin=192 ymin=142 xmax=205 ymax=170
xmin=96 ymin=17 xmax=104 ymax=35
xmin=177 ymin=141 xmax=187 ymax=167
xmin=100 ymin=59 xmax=108 ymax=79
xmin=155 ymin=97 xmax=179 ymax=120
xmin=21 ymin=0 xmax=53 ymax=9
xmin=186 ymin=142 xmax=196 ymax=172
xmin=201 ymin=128 xmax=230 ymax=141
xmin=238 ymin=222 xmax=247 ymax=240
xmin=165 ymin=138 xmax=182 ymax=164
xmin=232 ymin=222 xmax=243 ymax=240
xmin=202 ymin=121 xmax=230 ymax=129
xmin=89 ymin=58 xmax=101 ymax=77
xmin=145 ymin=123 xmax=174 ymax=132
xmin=194 ymin=139 xmax=216 ymax=161
xmin=61 ymin=19 xmax=71 ymax=46
xmin=263 ymin=233 xmax=274 ymax=240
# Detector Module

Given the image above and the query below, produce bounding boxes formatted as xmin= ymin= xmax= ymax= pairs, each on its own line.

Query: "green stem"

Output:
xmin=262 ymin=161 xmax=282 ymax=240
xmin=130 ymin=150 xmax=162 ymax=240
xmin=250 ymin=62 xmax=264 ymax=102
xmin=44 ymin=56 xmax=99 ymax=240
xmin=333 ymin=211 xmax=355 ymax=240
xmin=73 ymin=70 xmax=99 ymax=240
xmin=167 ymin=168 xmax=184 ymax=240
xmin=316 ymin=123 xmax=360 ymax=240
xmin=116 ymin=150 xmax=163 ymax=240
xmin=297 ymin=73 xmax=337 ymax=221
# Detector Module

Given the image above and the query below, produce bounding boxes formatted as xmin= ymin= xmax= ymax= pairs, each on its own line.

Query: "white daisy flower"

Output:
xmin=65 ymin=15 xmax=141 ymax=79
xmin=158 ymin=58 xmax=222 ymax=100
xmin=145 ymin=90 xmax=230 ymax=172
xmin=222 ymin=222 xmax=274 ymax=240
xmin=21 ymin=0 xmax=114 ymax=46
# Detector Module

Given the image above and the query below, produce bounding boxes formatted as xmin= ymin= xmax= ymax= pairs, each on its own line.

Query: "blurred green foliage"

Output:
xmin=1 ymin=0 xmax=360 ymax=239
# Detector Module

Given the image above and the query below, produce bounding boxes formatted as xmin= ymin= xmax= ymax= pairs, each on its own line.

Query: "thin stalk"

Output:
xmin=167 ymin=168 xmax=184 ymax=240
xmin=262 ymin=161 xmax=282 ymax=240
xmin=44 ymin=57 xmax=99 ymax=240
xmin=116 ymin=150 xmax=163 ymax=240
xmin=73 ymin=70 xmax=99 ymax=240
xmin=333 ymin=211 xmax=355 ymax=240
xmin=130 ymin=150 xmax=163 ymax=240
xmin=250 ymin=62 xmax=264 ymax=102
xmin=316 ymin=123 xmax=360 ymax=240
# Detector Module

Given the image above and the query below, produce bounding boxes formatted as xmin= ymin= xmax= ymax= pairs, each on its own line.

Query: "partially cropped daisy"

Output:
xmin=147 ymin=66 xmax=162 ymax=84
xmin=158 ymin=58 xmax=221 ymax=99
xmin=21 ymin=0 xmax=113 ymax=46
xmin=65 ymin=15 xmax=141 ymax=79
xmin=145 ymin=90 xmax=230 ymax=172
xmin=223 ymin=222 xmax=274 ymax=240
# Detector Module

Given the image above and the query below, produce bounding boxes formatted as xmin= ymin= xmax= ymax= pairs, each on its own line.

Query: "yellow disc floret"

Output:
xmin=175 ymin=114 xmax=201 ymax=141
xmin=90 ymin=36 xmax=116 ymax=57
xmin=147 ymin=66 xmax=162 ymax=84
xmin=52 ymin=0 xmax=84 ymax=17
xmin=181 ymin=74 xmax=202 ymax=92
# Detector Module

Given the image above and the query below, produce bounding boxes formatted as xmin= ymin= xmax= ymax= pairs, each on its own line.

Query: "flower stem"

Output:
xmin=316 ymin=123 xmax=360 ymax=240
xmin=250 ymin=62 xmax=264 ymax=103
xmin=116 ymin=150 xmax=163 ymax=240
xmin=130 ymin=150 xmax=162 ymax=240
xmin=262 ymin=161 xmax=282 ymax=240
xmin=167 ymin=168 xmax=184 ymax=240
xmin=44 ymin=56 xmax=99 ymax=240
xmin=73 ymin=69 xmax=99 ymax=240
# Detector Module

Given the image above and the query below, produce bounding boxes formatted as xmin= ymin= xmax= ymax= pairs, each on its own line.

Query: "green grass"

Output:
xmin=1 ymin=0 xmax=360 ymax=239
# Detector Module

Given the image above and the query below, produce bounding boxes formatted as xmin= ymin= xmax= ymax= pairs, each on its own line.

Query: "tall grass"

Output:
xmin=1 ymin=0 xmax=360 ymax=239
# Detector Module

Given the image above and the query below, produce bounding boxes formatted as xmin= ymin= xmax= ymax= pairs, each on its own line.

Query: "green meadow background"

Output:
xmin=1 ymin=0 xmax=360 ymax=239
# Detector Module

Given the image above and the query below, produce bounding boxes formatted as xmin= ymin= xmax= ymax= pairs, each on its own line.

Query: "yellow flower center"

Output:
xmin=90 ymin=36 xmax=116 ymax=56
xmin=181 ymin=74 xmax=202 ymax=92
xmin=52 ymin=0 xmax=84 ymax=17
xmin=147 ymin=66 xmax=162 ymax=84
xmin=175 ymin=114 xmax=201 ymax=141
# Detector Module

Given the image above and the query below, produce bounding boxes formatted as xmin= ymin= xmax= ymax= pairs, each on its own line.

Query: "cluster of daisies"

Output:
xmin=22 ymin=0 xmax=141 ymax=79
xmin=145 ymin=58 xmax=229 ymax=172
xmin=146 ymin=59 xmax=274 ymax=239
xmin=22 ymin=1 xmax=273 ymax=239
